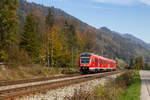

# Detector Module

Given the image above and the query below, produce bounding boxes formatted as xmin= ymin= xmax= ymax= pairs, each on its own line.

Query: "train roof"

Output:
xmin=99 ymin=56 xmax=116 ymax=63
xmin=81 ymin=53 xmax=116 ymax=63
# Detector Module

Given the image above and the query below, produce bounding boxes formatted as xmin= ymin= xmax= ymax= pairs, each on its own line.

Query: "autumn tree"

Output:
xmin=134 ymin=56 xmax=144 ymax=70
xmin=44 ymin=8 xmax=54 ymax=67
xmin=0 ymin=0 xmax=19 ymax=62
xmin=82 ymin=31 xmax=96 ymax=52
xmin=20 ymin=13 xmax=41 ymax=62
xmin=48 ymin=26 xmax=63 ymax=67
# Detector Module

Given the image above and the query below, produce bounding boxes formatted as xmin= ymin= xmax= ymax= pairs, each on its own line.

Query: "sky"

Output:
xmin=27 ymin=0 xmax=150 ymax=43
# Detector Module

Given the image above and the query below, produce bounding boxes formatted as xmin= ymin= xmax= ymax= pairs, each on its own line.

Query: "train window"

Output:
xmin=93 ymin=58 xmax=94 ymax=62
xmin=80 ymin=53 xmax=91 ymax=64
xmin=101 ymin=60 xmax=104 ymax=64
xmin=95 ymin=58 xmax=98 ymax=63
xmin=81 ymin=56 xmax=90 ymax=64
xmin=81 ymin=53 xmax=91 ymax=58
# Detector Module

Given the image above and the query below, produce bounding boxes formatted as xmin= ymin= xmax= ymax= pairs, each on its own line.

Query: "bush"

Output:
xmin=65 ymin=71 xmax=136 ymax=100
xmin=0 ymin=50 xmax=8 ymax=62
xmin=115 ymin=71 xmax=135 ymax=86
xmin=118 ymin=71 xmax=141 ymax=100
xmin=61 ymin=68 xmax=79 ymax=74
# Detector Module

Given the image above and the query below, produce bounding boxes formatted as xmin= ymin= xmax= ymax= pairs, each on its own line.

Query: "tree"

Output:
xmin=134 ymin=56 xmax=144 ymax=70
xmin=82 ymin=31 xmax=96 ymax=52
xmin=61 ymin=22 xmax=78 ymax=67
xmin=20 ymin=13 xmax=40 ymax=62
xmin=46 ymin=8 xmax=54 ymax=29
xmin=44 ymin=8 xmax=54 ymax=67
xmin=129 ymin=59 xmax=134 ymax=69
xmin=64 ymin=22 xmax=77 ymax=49
xmin=144 ymin=62 xmax=149 ymax=70
xmin=0 ymin=0 xmax=19 ymax=62
xmin=48 ymin=26 xmax=63 ymax=67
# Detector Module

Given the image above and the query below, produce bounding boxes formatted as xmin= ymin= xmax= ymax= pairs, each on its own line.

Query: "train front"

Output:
xmin=79 ymin=53 xmax=92 ymax=72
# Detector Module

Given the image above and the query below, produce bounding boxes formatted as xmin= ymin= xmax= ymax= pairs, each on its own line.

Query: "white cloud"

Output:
xmin=90 ymin=0 xmax=150 ymax=6
xmin=93 ymin=0 xmax=135 ymax=4
xmin=140 ymin=0 xmax=150 ymax=5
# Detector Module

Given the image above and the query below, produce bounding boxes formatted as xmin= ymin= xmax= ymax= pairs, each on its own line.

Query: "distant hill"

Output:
xmin=18 ymin=0 xmax=150 ymax=62
xmin=98 ymin=28 xmax=150 ymax=62
xmin=123 ymin=33 xmax=150 ymax=48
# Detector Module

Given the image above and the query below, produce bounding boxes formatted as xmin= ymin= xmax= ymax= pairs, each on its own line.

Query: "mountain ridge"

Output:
xmin=123 ymin=33 xmax=150 ymax=48
xmin=19 ymin=0 xmax=150 ymax=62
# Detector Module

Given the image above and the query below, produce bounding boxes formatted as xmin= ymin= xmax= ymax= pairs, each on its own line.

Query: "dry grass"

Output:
xmin=65 ymin=71 xmax=136 ymax=100
xmin=0 ymin=64 xmax=79 ymax=81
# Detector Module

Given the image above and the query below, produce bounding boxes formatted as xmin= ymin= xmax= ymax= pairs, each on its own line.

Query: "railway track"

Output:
xmin=0 ymin=71 xmax=122 ymax=100
xmin=0 ymin=73 xmax=81 ymax=87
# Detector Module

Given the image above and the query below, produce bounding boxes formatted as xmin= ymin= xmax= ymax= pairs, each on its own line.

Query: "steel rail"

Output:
xmin=0 ymin=73 xmax=81 ymax=87
xmin=0 ymin=71 xmax=122 ymax=100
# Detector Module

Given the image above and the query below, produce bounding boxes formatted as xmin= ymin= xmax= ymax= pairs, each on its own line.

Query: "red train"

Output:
xmin=79 ymin=53 xmax=117 ymax=73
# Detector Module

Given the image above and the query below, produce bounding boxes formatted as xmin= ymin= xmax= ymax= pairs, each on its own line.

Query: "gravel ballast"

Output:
xmin=18 ymin=73 xmax=121 ymax=100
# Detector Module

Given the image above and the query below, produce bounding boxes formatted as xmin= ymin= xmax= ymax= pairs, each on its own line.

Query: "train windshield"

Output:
xmin=80 ymin=53 xmax=91 ymax=64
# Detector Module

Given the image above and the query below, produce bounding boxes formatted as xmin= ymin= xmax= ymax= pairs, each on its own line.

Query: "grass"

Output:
xmin=65 ymin=70 xmax=141 ymax=100
xmin=0 ymin=64 xmax=80 ymax=81
xmin=118 ymin=71 xmax=141 ymax=100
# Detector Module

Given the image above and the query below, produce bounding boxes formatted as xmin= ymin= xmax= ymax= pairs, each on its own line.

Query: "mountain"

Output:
xmin=98 ymin=28 xmax=150 ymax=62
xmin=18 ymin=0 xmax=150 ymax=62
xmin=18 ymin=0 xmax=92 ymax=33
xmin=123 ymin=34 xmax=143 ymax=43
xmin=123 ymin=33 xmax=150 ymax=48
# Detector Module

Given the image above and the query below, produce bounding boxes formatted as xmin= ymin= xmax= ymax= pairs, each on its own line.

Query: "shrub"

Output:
xmin=115 ymin=71 xmax=135 ymax=87
xmin=65 ymin=71 xmax=136 ymax=100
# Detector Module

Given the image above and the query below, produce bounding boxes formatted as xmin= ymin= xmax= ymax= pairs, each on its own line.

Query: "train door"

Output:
xmin=98 ymin=58 xmax=101 ymax=68
xmin=95 ymin=58 xmax=98 ymax=68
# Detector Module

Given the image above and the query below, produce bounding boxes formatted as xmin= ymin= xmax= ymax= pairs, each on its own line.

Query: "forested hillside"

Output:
xmin=123 ymin=34 xmax=150 ymax=48
xmin=0 ymin=0 xmax=150 ymax=69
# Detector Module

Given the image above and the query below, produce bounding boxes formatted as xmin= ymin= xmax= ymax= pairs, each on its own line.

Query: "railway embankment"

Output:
xmin=58 ymin=70 xmax=140 ymax=100
xmin=23 ymin=70 xmax=138 ymax=100
xmin=0 ymin=71 xmax=120 ymax=100
xmin=17 ymin=72 xmax=122 ymax=100
xmin=65 ymin=71 xmax=139 ymax=100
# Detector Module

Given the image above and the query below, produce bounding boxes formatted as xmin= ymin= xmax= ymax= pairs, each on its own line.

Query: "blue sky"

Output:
xmin=27 ymin=0 xmax=150 ymax=43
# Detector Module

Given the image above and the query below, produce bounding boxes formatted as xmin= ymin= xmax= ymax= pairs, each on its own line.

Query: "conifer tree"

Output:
xmin=45 ymin=8 xmax=54 ymax=67
xmin=62 ymin=22 xmax=78 ymax=67
xmin=0 ymin=0 xmax=19 ymax=61
xmin=63 ymin=22 xmax=77 ymax=49
xmin=46 ymin=8 xmax=54 ymax=29
xmin=20 ymin=13 xmax=40 ymax=62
